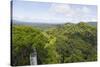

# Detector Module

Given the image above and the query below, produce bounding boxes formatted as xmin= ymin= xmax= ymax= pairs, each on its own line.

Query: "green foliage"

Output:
xmin=12 ymin=22 xmax=97 ymax=66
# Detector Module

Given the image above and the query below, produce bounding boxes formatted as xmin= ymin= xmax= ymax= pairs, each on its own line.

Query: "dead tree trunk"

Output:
xmin=30 ymin=48 xmax=37 ymax=65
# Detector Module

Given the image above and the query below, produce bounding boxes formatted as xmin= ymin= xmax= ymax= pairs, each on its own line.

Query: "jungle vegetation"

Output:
xmin=11 ymin=22 xmax=97 ymax=66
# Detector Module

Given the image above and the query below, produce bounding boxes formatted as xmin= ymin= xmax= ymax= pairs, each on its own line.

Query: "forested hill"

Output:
xmin=12 ymin=21 xmax=97 ymax=66
xmin=12 ymin=20 xmax=61 ymax=29
xmin=12 ymin=20 xmax=97 ymax=28
xmin=88 ymin=22 xmax=97 ymax=26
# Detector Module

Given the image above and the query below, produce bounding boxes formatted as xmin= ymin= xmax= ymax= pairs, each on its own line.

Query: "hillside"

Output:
xmin=88 ymin=22 xmax=97 ymax=26
xmin=12 ymin=21 xmax=97 ymax=66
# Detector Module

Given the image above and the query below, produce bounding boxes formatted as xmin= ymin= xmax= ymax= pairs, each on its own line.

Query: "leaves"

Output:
xmin=12 ymin=22 xmax=97 ymax=66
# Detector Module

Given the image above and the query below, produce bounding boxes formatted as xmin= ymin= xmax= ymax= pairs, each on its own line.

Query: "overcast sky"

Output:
xmin=13 ymin=0 xmax=97 ymax=23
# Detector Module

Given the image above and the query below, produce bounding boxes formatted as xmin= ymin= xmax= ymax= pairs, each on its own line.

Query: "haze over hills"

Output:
xmin=12 ymin=20 xmax=66 ymax=25
xmin=12 ymin=20 xmax=97 ymax=27
xmin=12 ymin=20 xmax=61 ymax=29
xmin=88 ymin=22 xmax=97 ymax=26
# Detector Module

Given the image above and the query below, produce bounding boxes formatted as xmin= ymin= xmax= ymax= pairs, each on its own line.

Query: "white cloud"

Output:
xmin=48 ymin=4 xmax=83 ymax=22
xmin=48 ymin=4 xmax=78 ymax=23
xmin=90 ymin=18 xmax=97 ymax=22
xmin=82 ymin=6 xmax=91 ymax=14
xmin=13 ymin=16 xmax=25 ymax=20
xmin=50 ymin=4 xmax=71 ymax=14
xmin=14 ymin=3 xmax=97 ymax=23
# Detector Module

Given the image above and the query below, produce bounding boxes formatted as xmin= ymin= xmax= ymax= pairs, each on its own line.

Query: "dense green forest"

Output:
xmin=11 ymin=22 xmax=97 ymax=66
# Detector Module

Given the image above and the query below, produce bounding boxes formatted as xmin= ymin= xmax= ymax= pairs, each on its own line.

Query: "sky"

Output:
xmin=12 ymin=0 xmax=97 ymax=24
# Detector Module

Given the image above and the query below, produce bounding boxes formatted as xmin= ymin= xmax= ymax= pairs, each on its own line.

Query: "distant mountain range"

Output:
xmin=12 ymin=20 xmax=97 ymax=27
xmin=88 ymin=22 xmax=97 ymax=26
xmin=12 ymin=20 xmax=60 ymax=25
xmin=12 ymin=20 xmax=61 ymax=29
